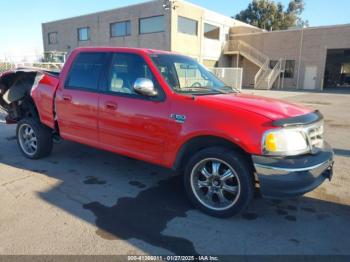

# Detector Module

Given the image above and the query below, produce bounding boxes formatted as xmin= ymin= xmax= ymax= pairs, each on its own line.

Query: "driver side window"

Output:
xmin=107 ymin=53 xmax=155 ymax=95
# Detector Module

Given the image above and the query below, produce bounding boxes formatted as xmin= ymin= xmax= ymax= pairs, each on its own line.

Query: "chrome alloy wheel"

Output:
xmin=190 ymin=158 xmax=241 ymax=211
xmin=18 ymin=124 xmax=38 ymax=156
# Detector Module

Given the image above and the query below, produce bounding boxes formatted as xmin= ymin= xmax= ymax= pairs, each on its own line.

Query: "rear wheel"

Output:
xmin=16 ymin=118 xmax=53 ymax=159
xmin=184 ymin=147 xmax=254 ymax=218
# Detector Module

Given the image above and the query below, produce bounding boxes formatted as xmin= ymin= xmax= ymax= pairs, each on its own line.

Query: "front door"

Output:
xmin=55 ymin=52 xmax=109 ymax=146
xmin=304 ymin=66 xmax=318 ymax=90
xmin=98 ymin=52 xmax=171 ymax=165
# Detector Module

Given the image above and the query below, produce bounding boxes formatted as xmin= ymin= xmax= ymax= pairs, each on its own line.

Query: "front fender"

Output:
xmin=164 ymin=110 xmax=273 ymax=168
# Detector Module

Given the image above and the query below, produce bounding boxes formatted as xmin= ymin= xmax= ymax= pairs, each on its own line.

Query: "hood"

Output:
xmin=198 ymin=93 xmax=312 ymax=120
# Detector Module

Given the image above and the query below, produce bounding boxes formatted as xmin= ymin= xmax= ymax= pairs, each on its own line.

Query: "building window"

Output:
xmin=178 ymin=16 xmax=198 ymax=36
xmin=139 ymin=15 xmax=165 ymax=34
xmin=204 ymin=23 xmax=220 ymax=40
xmin=48 ymin=32 xmax=58 ymax=45
xmin=270 ymin=60 xmax=295 ymax=78
xmin=78 ymin=27 xmax=90 ymax=41
xmin=285 ymin=60 xmax=295 ymax=78
xmin=111 ymin=21 xmax=131 ymax=37
xmin=270 ymin=60 xmax=278 ymax=68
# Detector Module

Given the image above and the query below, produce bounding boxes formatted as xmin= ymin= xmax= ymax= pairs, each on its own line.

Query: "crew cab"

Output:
xmin=0 ymin=47 xmax=334 ymax=217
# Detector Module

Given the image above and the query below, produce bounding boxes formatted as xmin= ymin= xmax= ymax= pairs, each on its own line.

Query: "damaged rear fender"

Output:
xmin=0 ymin=69 xmax=59 ymax=127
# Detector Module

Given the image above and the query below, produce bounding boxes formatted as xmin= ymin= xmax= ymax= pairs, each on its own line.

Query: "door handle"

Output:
xmin=105 ymin=102 xmax=118 ymax=110
xmin=62 ymin=95 xmax=72 ymax=102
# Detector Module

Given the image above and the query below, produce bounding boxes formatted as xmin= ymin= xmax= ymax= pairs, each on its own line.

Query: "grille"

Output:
xmin=306 ymin=122 xmax=324 ymax=149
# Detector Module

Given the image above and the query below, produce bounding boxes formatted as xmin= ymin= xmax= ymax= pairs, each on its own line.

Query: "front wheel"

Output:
xmin=16 ymin=118 xmax=53 ymax=159
xmin=184 ymin=147 xmax=254 ymax=218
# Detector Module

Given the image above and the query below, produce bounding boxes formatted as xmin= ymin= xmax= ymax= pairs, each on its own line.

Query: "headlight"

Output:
xmin=262 ymin=128 xmax=309 ymax=156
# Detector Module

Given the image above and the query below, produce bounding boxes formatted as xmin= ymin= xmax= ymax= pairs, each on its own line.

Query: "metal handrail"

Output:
xmin=15 ymin=62 xmax=64 ymax=70
xmin=255 ymin=69 xmax=271 ymax=89
xmin=0 ymin=61 xmax=64 ymax=73
xmin=226 ymin=40 xmax=269 ymax=66
xmin=267 ymin=58 xmax=284 ymax=89
xmin=254 ymin=60 xmax=269 ymax=87
xmin=224 ymin=40 xmax=286 ymax=90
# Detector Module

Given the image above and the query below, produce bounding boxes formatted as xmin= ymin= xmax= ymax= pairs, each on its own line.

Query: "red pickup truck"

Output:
xmin=0 ymin=47 xmax=334 ymax=217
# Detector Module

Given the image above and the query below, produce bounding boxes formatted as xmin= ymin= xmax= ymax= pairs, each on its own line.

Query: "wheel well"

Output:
xmin=20 ymin=98 xmax=40 ymax=119
xmin=6 ymin=95 xmax=40 ymax=122
xmin=173 ymin=136 xmax=254 ymax=175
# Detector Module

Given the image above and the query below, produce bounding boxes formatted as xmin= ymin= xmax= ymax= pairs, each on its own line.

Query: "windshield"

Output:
xmin=150 ymin=54 xmax=237 ymax=95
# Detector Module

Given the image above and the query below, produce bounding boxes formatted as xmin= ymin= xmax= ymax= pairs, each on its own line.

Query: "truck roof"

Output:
xmin=72 ymin=47 xmax=176 ymax=55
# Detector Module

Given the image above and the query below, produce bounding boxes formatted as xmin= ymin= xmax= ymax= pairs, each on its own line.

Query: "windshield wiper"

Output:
xmin=173 ymin=87 xmax=205 ymax=92
xmin=201 ymin=86 xmax=237 ymax=94
xmin=223 ymin=86 xmax=240 ymax=93
xmin=173 ymin=85 xmax=239 ymax=95
xmin=173 ymin=88 xmax=221 ymax=94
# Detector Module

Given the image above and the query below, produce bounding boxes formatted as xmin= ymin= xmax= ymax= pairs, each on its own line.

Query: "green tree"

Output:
xmin=234 ymin=0 xmax=308 ymax=31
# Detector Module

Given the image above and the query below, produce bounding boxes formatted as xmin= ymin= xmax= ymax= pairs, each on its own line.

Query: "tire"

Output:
xmin=16 ymin=118 xmax=53 ymax=159
xmin=184 ymin=147 xmax=254 ymax=218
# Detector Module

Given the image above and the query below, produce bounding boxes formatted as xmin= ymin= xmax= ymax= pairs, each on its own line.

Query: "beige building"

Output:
xmin=42 ymin=0 xmax=255 ymax=67
xmin=42 ymin=0 xmax=350 ymax=91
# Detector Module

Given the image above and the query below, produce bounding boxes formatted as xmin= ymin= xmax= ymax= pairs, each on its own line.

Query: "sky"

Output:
xmin=0 ymin=0 xmax=349 ymax=60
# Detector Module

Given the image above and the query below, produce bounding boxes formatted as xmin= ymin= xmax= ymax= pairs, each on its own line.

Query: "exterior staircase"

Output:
xmin=224 ymin=40 xmax=285 ymax=90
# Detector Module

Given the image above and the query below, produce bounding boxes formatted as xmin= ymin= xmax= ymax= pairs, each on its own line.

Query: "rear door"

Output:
xmin=55 ymin=52 xmax=109 ymax=146
xmin=98 ymin=52 xmax=171 ymax=165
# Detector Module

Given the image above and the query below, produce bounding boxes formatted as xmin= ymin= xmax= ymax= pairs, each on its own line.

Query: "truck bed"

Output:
xmin=0 ymin=68 xmax=60 ymax=127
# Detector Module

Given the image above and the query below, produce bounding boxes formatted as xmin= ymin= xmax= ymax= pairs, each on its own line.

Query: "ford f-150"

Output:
xmin=0 ymin=47 xmax=334 ymax=217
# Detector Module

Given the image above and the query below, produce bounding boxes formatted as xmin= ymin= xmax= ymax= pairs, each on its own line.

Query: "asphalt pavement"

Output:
xmin=0 ymin=89 xmax=349 ymax=256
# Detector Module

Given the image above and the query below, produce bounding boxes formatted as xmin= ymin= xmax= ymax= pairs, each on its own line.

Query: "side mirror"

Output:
xmin=133 ymin=78 xmax=158 ymax=97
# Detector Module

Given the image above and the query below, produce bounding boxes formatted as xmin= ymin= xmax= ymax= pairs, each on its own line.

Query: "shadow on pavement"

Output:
xmin=1 ymin=137 xmax=350 ymax=255
xmin=334 ymin=148 xmax=350 ymax=157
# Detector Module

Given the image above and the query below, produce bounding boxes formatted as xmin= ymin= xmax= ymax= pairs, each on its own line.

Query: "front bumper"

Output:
xmin=252 ymin=143 xmax=334 ymax=199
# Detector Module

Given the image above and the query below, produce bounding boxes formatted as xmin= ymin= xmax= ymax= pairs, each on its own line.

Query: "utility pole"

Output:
xmin=296 ymin=27 xmax=304 ymax=89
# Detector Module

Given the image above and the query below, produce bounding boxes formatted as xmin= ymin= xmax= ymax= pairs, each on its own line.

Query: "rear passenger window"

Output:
xmin=66 ymin=52 xmax=107 ymax=91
